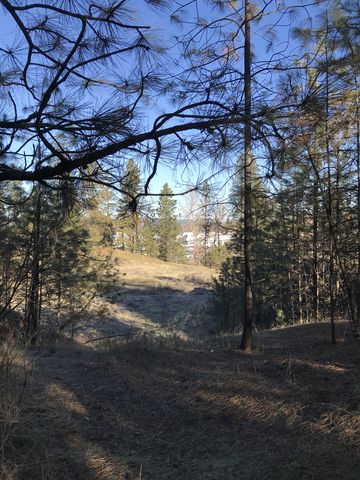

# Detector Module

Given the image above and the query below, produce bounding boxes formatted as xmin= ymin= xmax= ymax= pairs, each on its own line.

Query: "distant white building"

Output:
xmin=181 ymin=231 xmax=231 ymax=256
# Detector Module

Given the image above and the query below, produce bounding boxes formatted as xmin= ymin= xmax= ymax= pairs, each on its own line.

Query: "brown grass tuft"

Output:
xmin=0 ymin=335 xmax=33 ymax=480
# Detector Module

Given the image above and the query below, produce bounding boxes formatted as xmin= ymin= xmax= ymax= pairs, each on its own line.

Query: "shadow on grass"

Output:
xmin=18 ymin=321 xmax=360 ymax=480
xmin=75 ymin=284 xmax=216 ymax=343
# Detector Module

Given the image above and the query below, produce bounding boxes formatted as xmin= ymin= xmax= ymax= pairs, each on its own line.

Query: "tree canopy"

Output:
xmin=0 ymin=0 xmax=319 ymax=195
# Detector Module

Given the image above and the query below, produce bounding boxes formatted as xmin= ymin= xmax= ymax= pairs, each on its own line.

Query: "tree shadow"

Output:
xmin=20 ymin=323 xmax=360 ymax=479
xmin=68 ymin=284 xmax=216 ymax=343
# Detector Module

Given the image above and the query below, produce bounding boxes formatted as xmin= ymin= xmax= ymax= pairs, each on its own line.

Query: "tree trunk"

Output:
xmin=25 ymin=187 xmax=42 ymax=345
xmin=241 ymin=0 xmax=254 ymax=352
xmin=312 ymin=180 xmax=319 ymax=321
xmin=325 ymin=46 xmax=336 ymax=345
xmin=356 ymin=87 xmax=360 ymax=336
xmin=298 ymin=254 xmax=303 ymax=324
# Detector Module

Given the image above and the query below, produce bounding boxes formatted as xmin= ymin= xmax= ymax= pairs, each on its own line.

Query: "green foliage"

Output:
xmin=117 ymin=159 xmax=142 ymax=252
xmin=84 ymin=186 xmax=118 ymax=247
xmin=207 ymin=244 xmax=228 ymax=268
xmin=49 ymin=214 xmax=97 ymax=319
xmin=200 ymin=180 xmax=214 ymax=266
xmin=156 ymin=183 xmax=186 ymax=263
xmin=0 ymin=183 xmax=30 ymax=325
xmin=213 ymin=256 xmax=243 ymax=332
xmin=140 ymin=208 xmax=159 ymax=258
xmin=0 ymin=183 xmax=97 ymax=335
xmin=213 ymin=168 xmax=294 ymax=332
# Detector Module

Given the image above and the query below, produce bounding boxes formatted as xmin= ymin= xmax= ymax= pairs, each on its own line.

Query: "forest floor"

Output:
xmin=2 ymin=251 xmax=360 ymax=480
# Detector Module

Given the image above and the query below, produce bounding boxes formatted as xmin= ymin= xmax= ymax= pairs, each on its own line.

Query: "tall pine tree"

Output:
xmin=156 ymin=184 xmax=185 ymax=263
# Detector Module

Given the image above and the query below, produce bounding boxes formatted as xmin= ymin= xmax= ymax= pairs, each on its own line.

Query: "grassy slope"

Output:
xmin=8 ymin=252 xmax=360 ymax=480
xmin=73 ymin=248 xmax=217 ymax=342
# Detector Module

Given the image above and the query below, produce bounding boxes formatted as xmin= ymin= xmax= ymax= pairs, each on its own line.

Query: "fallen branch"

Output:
xmin=84 ymin=331 xmax=135 ymax=344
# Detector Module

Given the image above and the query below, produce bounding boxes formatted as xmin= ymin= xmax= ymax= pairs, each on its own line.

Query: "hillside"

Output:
xmin=2 ymin=252 xmax=360 ymax=480
xmin=70 ymin=249 xmax=217 ymax=343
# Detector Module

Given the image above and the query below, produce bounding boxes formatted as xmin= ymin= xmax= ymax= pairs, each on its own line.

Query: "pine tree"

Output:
xmin=0 ymin=181 xmax=97 ymax=341
xmin=200 ymin=181 xmax=213 ymax=266
xmin=0 ymin=182 xmax=30 ymax=326
xmin=241 ymin=0 xmax=255 ymax=351
xmin=25 ymin=185 xmax=43 ymax=344
xmin=87 ymin=186 xmax=118 ymax=247
xmin=156 ymin=184 xmax=186 ymax=263
xmin=49 ymin=211 xmax=96 ymax=337
xmin=117 ymin=160 xmax=142 ymax=252
xmin=140 ymin=207 xmax=159 ymax=258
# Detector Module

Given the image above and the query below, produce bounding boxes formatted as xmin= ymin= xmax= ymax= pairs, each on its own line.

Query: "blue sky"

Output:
xmin=0 ymin=1 xmax=327 ymax=206
xmin=0 ymin=0 xmax=233 ymax=199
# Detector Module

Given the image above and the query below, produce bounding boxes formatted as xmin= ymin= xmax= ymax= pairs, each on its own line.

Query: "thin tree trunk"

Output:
xmin=356 ymin=87 xmax=360 ymax=336
xmin=25 ymin=187 xmax=42 ymax=345
xmin=335 ymin=149 xmax=341 ymax=316
xmin=313 ymin=180 xmax=319 ymax=321
xmin=325 ymin=42 xmax=336 ymax=344
xmin=288 ymin=270 xmax=295 ymax=324
xmin=298 ymin=254 xmax=303 ymax=324
xmin=308 ymin=149 xmax=356 ymax=338
xmin=241 ymin=0 xmax=254 ymax=352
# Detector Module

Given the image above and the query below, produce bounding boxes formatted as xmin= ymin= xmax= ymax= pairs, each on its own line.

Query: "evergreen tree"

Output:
xmin=156 ymin=184 xmax=186 ymax=263
xmin=200 ymin=181 xmax=214 ymax=266
xmin=117 ymin=160 xmax=142 ymax=252
xmin=87 ymin=186 xmax=118 ymax=247
xmin=0 ymin=182 xmax=97 ymax=341
xmin=140 ymin=207 xmax=159 ymax=258
xmin=48 ymin=212 xmax=96 ymax=337
xmin=0 ymin=182 xmax=30 ymax=326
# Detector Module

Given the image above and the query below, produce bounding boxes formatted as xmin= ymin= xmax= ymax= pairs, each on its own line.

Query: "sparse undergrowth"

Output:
xmin=5 ymin=321 xmax=359 ymax=480
xmin=65 ymin=248 xmax=217 ymax=343
xmin=1 ymin=252 xmax=359 ymax=479
xmin=0 ymin=336 xmax=32 ymax=480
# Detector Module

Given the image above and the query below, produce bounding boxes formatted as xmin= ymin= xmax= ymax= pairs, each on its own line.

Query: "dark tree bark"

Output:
xmin=312 ymin=180 xmax=319 ymax=321
xmin=241 ymin=0 xmax=254 ymax=352
xmin=25 ymin=187 xmax=42 ymax=345
xmin=356 ymin=87 xmax=360 ymax=336
xmin=325 ymin=41 xmax=336 ymax=345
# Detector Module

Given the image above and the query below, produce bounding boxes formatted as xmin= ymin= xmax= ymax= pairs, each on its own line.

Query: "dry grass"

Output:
xmin=99 ymin=247 xmax=215 ymax=287
xmin=4 ymin=252 xmax=360 ymax=479
xmin=14 ymin=321 xmax=360 ymax=480
xmin=0 ymin=335 xmax=33 ymax=480
xmin=70 ymin=248 xmax=217 ymax=343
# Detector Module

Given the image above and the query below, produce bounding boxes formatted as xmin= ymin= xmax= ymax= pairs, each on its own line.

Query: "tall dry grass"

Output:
xmin=0 ymin=335 xmax=32 ymax=480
